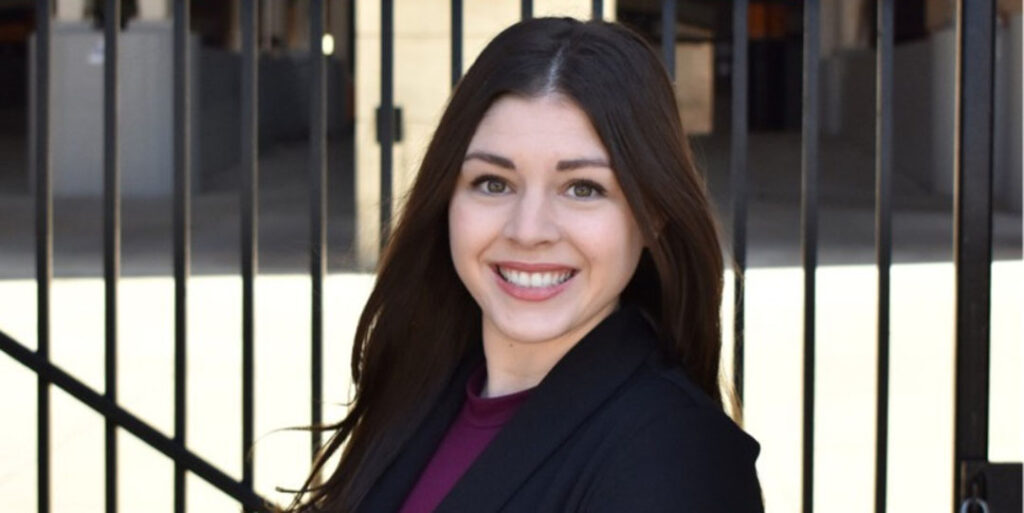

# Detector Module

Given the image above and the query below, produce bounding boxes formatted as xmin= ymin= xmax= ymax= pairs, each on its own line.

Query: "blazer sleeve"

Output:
xmin=581 ymin=407 xmax=764 ymax=513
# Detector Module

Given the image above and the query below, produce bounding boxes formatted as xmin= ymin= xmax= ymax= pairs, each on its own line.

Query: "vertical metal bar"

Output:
xmin=661 ymin=0 xmax=675 ymax=79
xmin=240 ymin=0 xmax=258 ymax=501
xmin=874 ymin=1 xmax=893 ymax=512
xmin=451 ymin=0 xmax=462 ymax=88
xmin=591 ymin=0 xmax=603 ymax=21
xmin=801 ymin=1 xmax=819 ymax=512
xmin=379 ymin=0 xmax=394 ymax=247
xmin=172 ymin=1 xmax=191 ymax=512
xmin=521 ymin=0 xmax=532 ymax=21
xmin=34 ymin=0 xmax=52 ymax=512
xmin=347 ymin=0 xmax=356 ymax=80
xmin=309 ymin=0 xmax=327 ymax=474
xmin=102 ymin=1 xmax=121 ymax=512
xmin=953 ymin=0 xmax=995 ymax=509
xmin=730 ymin=0 xmax=748 ymax=405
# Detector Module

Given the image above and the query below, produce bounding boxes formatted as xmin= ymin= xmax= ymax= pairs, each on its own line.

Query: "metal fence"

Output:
xmin=0 ymin=0 xmax=1019 ymax=512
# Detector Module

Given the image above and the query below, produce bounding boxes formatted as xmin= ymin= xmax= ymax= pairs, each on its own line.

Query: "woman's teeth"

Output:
xmin=498 ymin=267 xmax=574 ymax=288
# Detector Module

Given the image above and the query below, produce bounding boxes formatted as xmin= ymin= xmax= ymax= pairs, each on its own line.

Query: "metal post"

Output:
xmin=380 ymin=0 xmax=394 ymax=246
xmin=661 ymin=0 xmax=675 ymax=79
xmin=240 ymin=0 xmax=259 ymax=502
xmin=172 ymin=0 xmax=191 ymax=511
xmin=102 ymin=1 xmax=122 ymax=511
xmin=309 ymin=0 xmax=327 ymax=474
xmin=874 ymin=1 xmax=894 ymax=512
xmin=451 ymin=0 xmax=462 ymax=88
xmin=730 ymin=0 xmax=748 ymax=405
xmin=34 ymin=0 xmax=53 ymax=510
xmin=801 ymin=1 xmax=820 ymax=512
xmin=953 ymin=0 xmax=995 ymax=509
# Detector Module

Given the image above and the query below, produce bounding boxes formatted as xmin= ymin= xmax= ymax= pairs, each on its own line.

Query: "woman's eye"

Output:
xmin=471 ymin=175 xmax=510 ymax=195
xmin=485 ymin=179 xmax=507 ymax=194
xmin=567 ymin=181 xmax=605 ymax=199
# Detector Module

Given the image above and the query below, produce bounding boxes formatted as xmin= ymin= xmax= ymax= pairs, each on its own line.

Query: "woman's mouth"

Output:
xmin=495 ymin=266 xmax=576 ymax=288
xmin=492 ymin=264 xmax=578 ymax=301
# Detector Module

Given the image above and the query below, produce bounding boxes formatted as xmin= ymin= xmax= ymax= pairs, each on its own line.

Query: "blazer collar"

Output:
xmin=355 ymin=348 xmax=483 ymax=513
xmin=439 ymin=306 xmax=657 ymax=512
xmin=356 ymin=306 xmax=658 ymax=513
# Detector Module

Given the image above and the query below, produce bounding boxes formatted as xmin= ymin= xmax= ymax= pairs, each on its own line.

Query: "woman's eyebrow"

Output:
xmin=555 ymin=158 xmax=610 ymax=171
xmin=464 ymin=151 xmax=515 ymax=169
xmin=463 ymin=152 xmax=610 ymax=171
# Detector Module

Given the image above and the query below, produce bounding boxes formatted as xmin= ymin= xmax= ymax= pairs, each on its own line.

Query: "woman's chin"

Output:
xmin=483 ymin=311 xmax=568 ymax=346
xmin=493 ymin=326 xmax=568 ymax=346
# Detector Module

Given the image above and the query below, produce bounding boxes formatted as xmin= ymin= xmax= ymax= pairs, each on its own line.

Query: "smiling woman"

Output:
xmin=449 ymin=94 xmax=645 ymax=398
xmin=286 ymin=17 xmax=763 ymax=513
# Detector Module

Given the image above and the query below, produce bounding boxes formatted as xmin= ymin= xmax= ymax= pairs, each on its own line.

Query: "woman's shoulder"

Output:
xmin=589 ymin=307 xmax=760 ymax=456
xmin=611 ymin=355 xmax=757 ymax=450
xmin=578 ymin=358 xmax=764 ymax=511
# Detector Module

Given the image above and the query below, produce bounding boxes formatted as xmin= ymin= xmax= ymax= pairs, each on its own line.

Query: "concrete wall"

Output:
xmin=55 ymin=0 xmax=169 ymax=21
xmin=29 ymin=21 xmax=202 ymax=198
xmin=821 ymin=14 xmax=1021 ymax=211
xmin=994 ymin=14 xmax=1022 ymax=211
xmin=30 ymin=20 xmax=351 ymax=196
xmin=193 ymin=47 xmax=351 ymax=191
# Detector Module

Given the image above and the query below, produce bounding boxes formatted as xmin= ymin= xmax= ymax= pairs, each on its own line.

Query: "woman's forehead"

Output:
xmin=466 ymin=94 xmax=609 ymax=164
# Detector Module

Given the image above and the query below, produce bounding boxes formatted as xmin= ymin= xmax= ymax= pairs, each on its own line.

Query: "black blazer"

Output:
xmin=357 ymin=307 xmax=764 ymax=512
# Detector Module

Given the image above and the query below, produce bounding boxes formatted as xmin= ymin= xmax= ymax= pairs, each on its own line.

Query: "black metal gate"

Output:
xmin=0 ymin=1 xmax=1019 ymax=512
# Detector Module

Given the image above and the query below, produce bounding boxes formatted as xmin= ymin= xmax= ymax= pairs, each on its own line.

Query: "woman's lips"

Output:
xmin=492 ymin=263 xmax=577 ymax=302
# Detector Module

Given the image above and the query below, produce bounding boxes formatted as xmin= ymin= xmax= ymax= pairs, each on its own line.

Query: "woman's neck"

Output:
xmin=481 ymin=340 xmax=573 ymax=398
xmin=478 ymin=312 xmax=608 ymax=398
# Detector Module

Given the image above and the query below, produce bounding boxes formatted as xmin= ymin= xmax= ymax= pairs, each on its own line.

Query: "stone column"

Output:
xmin=137 ymin=0 xmax=169 ymax=20
xmin=56 ymin=0 xmax=87 ymax=21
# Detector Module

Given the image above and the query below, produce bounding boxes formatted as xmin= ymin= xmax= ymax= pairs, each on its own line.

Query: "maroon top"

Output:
xmin=398 ymin=367 xmax=533 ymax=513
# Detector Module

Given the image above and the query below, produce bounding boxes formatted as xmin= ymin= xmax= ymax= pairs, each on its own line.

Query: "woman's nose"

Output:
xmin=502 ymin=189 xmax=560 ymax=247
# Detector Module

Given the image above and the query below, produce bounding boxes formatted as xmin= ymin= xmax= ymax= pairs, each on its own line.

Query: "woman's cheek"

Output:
xmin=450 ymin=197 xmax=499 ymax=256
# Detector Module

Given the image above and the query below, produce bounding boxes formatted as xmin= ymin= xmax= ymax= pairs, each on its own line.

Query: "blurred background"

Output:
xmin=0 ymin=0 xmax=1020 ymax=511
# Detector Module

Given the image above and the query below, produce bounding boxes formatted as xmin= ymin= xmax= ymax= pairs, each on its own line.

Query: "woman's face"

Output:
xmin=449 ymin=94 xmax=644 ymax=349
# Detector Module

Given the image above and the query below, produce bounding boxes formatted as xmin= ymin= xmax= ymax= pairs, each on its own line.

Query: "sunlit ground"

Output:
xmin=0 ymin=262 xmax=1020 ymax=512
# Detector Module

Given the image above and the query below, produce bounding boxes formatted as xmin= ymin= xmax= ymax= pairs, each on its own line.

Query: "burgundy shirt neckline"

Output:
xmin=397 ymin=364 xmax=534 ymax=513
xmin=463 ymin=366 xmax=533 ymax=428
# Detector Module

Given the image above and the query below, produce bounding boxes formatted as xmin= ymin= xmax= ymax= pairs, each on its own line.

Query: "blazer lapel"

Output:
xmin=356 ymin=349 xmax=483 ymax=513
xmin=436 ymin=307 xmax=658 ymax=513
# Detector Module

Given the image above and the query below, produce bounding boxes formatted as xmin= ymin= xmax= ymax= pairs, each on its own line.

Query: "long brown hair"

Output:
xmin=287 ymin=17 xmax=724 ymax=512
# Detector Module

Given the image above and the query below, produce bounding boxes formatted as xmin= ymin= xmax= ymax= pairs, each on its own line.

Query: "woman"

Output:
xmin=288 ymin=17 xmax=763 ymax=513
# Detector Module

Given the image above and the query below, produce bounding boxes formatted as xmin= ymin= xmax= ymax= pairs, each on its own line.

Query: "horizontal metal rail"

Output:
xmin=0 ymin=330 xmax=272 ymax=512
